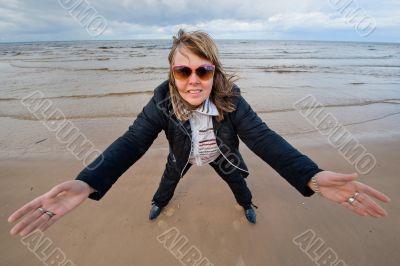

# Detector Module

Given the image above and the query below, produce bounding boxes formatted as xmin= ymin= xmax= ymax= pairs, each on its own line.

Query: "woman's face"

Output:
xmin=172 ymin=46 xmax=214 ymax=107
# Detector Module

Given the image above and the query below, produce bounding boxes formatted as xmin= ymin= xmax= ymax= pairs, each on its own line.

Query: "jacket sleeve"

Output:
xmin=232 ymin=95 xmax=323 ymax=197
xmin=75 ymin=92 xmax=165 ymax=200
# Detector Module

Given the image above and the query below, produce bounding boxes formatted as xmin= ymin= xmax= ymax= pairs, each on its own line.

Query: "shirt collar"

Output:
xmin=193 ymin=97 xmax=219 ymax=116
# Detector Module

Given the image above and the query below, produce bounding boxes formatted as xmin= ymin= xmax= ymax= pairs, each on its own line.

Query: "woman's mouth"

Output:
xmin=187 ymin=89 xmax=202 ymax=95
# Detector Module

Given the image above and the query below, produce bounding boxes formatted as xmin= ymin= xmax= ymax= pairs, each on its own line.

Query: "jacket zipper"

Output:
xmin=215 ymin=128 xmax=249 ymax=174
xmin=179 ymin=122 xmax=192 ymax=178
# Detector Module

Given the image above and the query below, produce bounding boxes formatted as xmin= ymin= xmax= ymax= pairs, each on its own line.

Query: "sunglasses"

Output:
xmin=172 ymin=64 xmax=215 ymax=81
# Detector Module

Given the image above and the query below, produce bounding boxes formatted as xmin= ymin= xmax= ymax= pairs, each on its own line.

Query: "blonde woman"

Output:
xmin=8 ymin=30 xmax=390 ymax=236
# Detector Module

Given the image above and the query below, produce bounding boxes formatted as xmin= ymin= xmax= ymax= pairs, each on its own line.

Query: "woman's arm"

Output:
xmin=232 ymin=94 xmax=390 ymax=217
xmin=75 ymin=88 xmax=166 ymax=200
xmin=232 ymin=94 xmax=322 ymax=196
xmin=8 ymin=83 xmax=168 ymax=236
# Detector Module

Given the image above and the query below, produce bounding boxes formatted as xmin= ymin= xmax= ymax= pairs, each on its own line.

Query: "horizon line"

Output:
xmin=1 ymin=38 xmax=399 ymax=45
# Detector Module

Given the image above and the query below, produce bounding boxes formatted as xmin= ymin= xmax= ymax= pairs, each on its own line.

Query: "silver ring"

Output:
xmin=347 ymin=197 xmax=356 ymax=205
xmin=38 ymin=207 xmax=46 ymax=213
xmin=45 ymin=210 xmax=55 ymax=218
xmin=353 ymin=192 xmax=359 ymax=200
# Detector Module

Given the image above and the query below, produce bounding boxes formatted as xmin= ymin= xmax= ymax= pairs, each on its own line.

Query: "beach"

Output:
xmin=1 ymin=40 xmax=400 ymax=265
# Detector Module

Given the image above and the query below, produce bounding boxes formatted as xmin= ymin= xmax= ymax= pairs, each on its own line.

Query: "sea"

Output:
xmin=0 ymin=40 xmax=399 ymax=158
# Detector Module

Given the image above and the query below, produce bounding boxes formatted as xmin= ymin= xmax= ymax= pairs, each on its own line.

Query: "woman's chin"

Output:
xmin=184 ymin=97 xmax=205 ymax=107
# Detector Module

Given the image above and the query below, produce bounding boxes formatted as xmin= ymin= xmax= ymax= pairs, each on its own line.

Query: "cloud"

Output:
xmin=0 ymin=0 xmax=399 ymax=42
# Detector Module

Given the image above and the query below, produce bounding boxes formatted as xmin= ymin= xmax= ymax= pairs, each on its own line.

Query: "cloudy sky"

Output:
xmin=1 ymin=0 xmax=399 ymax=42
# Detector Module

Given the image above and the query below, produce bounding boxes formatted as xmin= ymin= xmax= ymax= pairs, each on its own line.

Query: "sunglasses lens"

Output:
xmin=173 ymin=66 xmax=192 ymax=80
xmin=196 ymin=66 xmax=215 ymax=80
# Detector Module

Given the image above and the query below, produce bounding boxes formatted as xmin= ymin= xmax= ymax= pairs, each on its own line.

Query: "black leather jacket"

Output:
xmin=76 ymin=80 xmax=323 ymax=200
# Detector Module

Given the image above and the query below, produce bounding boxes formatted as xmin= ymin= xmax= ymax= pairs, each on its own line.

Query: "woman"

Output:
xmin=8 ymin=29 xmax=390 ymax=236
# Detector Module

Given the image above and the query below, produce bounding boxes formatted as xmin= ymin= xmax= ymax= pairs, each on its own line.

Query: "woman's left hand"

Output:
xmin=308 ymin=171 xmax=391 ymax=217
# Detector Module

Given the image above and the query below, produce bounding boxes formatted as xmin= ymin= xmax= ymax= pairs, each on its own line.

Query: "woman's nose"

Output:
xmin=188 ymin=72 xmax=200 ymax=84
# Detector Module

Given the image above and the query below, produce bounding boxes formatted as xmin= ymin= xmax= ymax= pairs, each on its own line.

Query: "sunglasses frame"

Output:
xmin=172 ymin=64 xmax=216 ymax=81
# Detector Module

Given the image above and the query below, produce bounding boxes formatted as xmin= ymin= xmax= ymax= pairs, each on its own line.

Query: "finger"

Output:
xmin=357 ymin=193 xmax=388 ymax=217
xmin=343 ymin=197 xmax=384 ymax=218
xmin=19 ymin=213 xmax=51 ymax=237
xmin=355 ymin=182 xmax=391 ymax=203
xmin=354 ymin=193 xmax=384 ymax=218
xmin=38 ymin=215 xmax=60 ymax=232
xmin=9 ymin=208 xmax=43 ymax=236
xmin=350 ymin=200 xmax=368 ymax=216
xmin=341 ymin=201 xmax=368 ymax=216
xmin=8 ymin=196 xmax=42 ymax=223
xmin=365 ymin=208 xmax=382 ymax=218
xmin=331 ymin=172 xmax=358 ymax=184
xmin=9 ymin=182 xmax=71 ymax=224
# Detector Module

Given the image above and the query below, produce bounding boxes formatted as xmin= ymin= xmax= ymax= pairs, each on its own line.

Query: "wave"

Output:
xmin=11 ymin=57 xmax=112 ymax=63
xmin=280 ymin=50 xmax=315 ymax=54
xmin=350 ymin=65 xmax=400 ymax=68
xmin=222 ymin=55 xmax=396 ymax=60
xmin=98 ymin=46 xmax=124 ymax=49
xmin=267 ymin=70 xmax=308 ymax=73
xmin=252 ymin=85 xmax=315 ymax=90
xmin=76 ymin=67 xmax=167 ymax=72
xmin=242 ymin=65 xmax=399 ymax=77
xmin=0 ymin=113 xmax=139 ymax=121
xmin=253 ymin=65 xmax=318 ymax=74
xmin=9 ymin=63 xmax=168 ymax=72
xmin=97 ymin=45 xmax=168 ymax=50
xmin=0 ymin=90 xmax=154 ymax=102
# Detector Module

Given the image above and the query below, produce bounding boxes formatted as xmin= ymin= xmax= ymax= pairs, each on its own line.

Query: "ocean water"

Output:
xmin=0 ymin=39 xmax=399 ymax=158
xmin=0 ymin=39 xmax=399 ymax=120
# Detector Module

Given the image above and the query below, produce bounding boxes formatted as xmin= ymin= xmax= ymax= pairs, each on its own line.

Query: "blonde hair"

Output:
xmin=168 ymin=29 xmax=238 ymax=122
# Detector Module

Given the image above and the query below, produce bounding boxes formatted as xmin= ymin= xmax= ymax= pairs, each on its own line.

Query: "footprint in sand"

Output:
xmin=165 ymin=207 xmax=175 ymax=217
xmin=157 ymin=220 xmax=168 ymax=230
xmin=232 ymin=216 xmax=247 ymax=231
xmin=236 ymin=255 xmax=246 ymax=266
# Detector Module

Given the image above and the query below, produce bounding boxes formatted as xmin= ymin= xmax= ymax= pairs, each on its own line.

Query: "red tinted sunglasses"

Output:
xmin=172 ymin=64 xmax=215 ymax=81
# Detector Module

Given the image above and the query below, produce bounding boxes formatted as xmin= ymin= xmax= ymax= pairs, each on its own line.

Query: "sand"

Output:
xmin=1 ymin=114 xmax=399 ymax=266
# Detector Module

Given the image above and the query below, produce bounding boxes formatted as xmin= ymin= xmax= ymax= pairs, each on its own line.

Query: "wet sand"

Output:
xmin=1 ymin=113 xmax=399 ymax=266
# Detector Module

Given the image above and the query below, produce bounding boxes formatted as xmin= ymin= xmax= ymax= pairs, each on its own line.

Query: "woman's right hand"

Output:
xmin=8 ymin=180 xmax=95 ymax=237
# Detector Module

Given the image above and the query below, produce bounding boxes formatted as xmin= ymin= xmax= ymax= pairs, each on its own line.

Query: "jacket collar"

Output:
xmin=192 ymin=97 xmax=219 ymax=116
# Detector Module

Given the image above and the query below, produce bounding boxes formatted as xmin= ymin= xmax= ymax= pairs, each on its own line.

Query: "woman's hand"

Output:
xmin=308 ymin=171 xmax=391 ymax=217
xmin=8 ymin=180 xmax=95 ymax=236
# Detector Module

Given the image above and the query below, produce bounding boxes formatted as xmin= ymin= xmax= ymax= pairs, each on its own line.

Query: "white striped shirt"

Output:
xmin=188 ymin=97 xmax=221 ymax=166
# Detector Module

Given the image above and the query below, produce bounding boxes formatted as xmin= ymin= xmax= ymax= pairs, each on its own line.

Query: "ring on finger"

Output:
xmin=45 ymin=210 xmax=55 ymax=219
xmin=353 ymin=192 xmax=360 ymax=200
xmin=347 ymin=197 xmax=356 ymax=205
xmin=37 ymin=207 xmax=46 ymax=214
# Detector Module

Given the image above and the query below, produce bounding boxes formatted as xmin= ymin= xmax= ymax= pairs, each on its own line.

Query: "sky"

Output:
xmin=0 ymin=0 xmax=399 ymax=43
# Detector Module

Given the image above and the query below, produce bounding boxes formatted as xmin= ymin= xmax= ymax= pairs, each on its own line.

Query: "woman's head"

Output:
xmin=170 ymin=45 xmax=214 ymax=107
xmin=168 ymin=29 xmax=237 ymax=121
